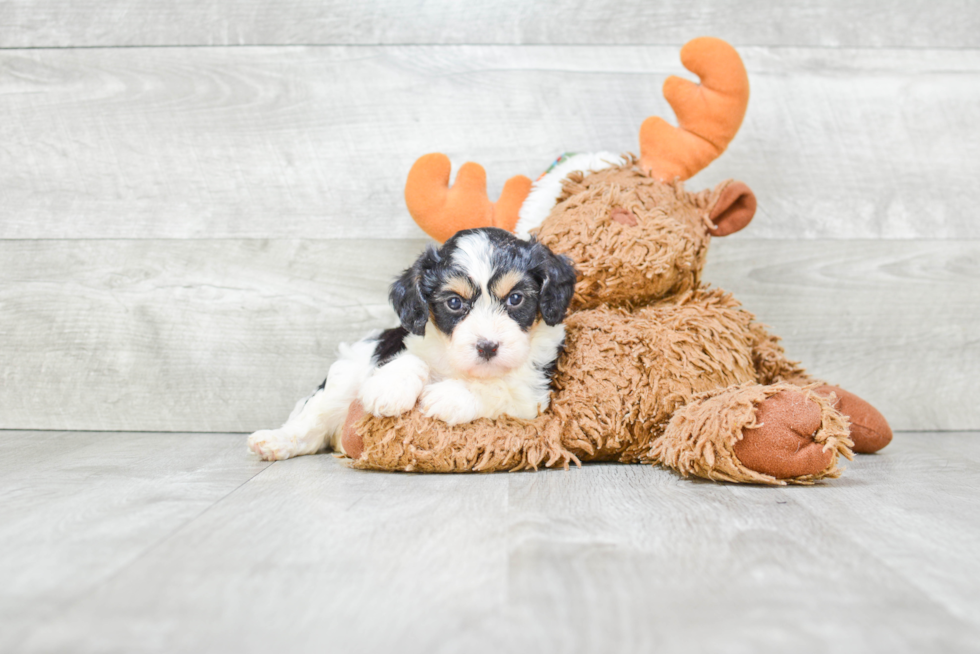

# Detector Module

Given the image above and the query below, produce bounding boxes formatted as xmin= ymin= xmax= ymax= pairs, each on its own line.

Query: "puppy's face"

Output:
xmin=391 ymin=228 xmax=577 ymax=379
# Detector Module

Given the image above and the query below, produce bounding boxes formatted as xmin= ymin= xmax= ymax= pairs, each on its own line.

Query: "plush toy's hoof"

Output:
xmin=341 ymin=399 xmax=366 ymax=459
xmin=813 ymin=385 xmax=892 ymax=453
xmin=734 ymin=390 xmax=835 ymax=479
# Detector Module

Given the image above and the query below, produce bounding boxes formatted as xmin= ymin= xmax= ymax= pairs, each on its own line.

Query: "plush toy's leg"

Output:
xmin=649 ymin=382 xmax=853 ymax=485
xmin=748 ymin=324 xmax=892 ymax=454
xmin=341 ymin=399 xmax=367 ymax=459
xmin=339 ymin=400 xmax=577 ymax=473
xmin=812 ymin=385 xmax=892 ymax=453
xmin=749 ymin=322 xmax=812 ymax=386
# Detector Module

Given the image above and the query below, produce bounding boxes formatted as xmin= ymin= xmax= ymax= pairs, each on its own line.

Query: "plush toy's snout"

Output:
xmin=609 ymin=207 xmax=638 ymax=226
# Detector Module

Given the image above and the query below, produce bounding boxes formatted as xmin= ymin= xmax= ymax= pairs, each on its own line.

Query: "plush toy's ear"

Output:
xmin=389 ymin=245 xmax=439 ymax=336
xmin=532 ymin=242 xmax=578 ymax=326
xmin=708 ymin=180 xmax=756 ymax=236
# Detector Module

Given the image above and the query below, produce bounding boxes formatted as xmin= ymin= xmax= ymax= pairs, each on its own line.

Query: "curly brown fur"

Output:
xmin=349 ymin=410 xmax=577 ymax=473
xmin=533 ymin=162 xmax=712 ymax=312
xmin=748 ymin=322 xmax=814 ymax=386
xmin=351 ymin=289 xmax=762 ymax=472
xmin=650 ymin=382 xmax=853 ymax=485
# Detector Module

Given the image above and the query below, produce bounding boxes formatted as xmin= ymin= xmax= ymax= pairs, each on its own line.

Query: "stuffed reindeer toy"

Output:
xmin=257 ymin=37 xmax=892 ymax=485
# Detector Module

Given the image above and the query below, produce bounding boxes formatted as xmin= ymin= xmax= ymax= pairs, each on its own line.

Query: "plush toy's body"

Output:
xmin=339 ymin=38 xmax=892 ymax=484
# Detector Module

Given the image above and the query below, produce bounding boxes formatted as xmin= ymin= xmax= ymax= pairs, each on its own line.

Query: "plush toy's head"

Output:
xmin=403 ymin=37 xmax=756 ymax=309
xmin=531 ymin=161 xmax=755 ymax=310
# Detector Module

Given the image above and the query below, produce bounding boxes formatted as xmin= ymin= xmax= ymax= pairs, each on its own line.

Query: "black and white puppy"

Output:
xmin=248 ymin=227 xmax=577 ymax=461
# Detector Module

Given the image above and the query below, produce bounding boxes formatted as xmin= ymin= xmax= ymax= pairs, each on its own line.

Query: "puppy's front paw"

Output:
xmin=248 ymin=429 xmax=301 ymax=461
xmin=420 ymin=380 xmax=480 ymax=425
xmin=360 ymin=356 xmax=429 ymax=417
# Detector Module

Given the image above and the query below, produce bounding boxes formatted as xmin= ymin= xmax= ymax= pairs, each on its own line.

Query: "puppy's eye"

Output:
xmin=446 ymin=296 xmax=463 ymax=311
xmin=506 ymin=292 xmax=524 ymax=307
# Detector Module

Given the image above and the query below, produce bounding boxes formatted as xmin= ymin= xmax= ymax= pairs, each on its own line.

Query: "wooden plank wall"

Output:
xmin=2 ymin=1 xmax=978 ymax=48
xmin=1 ymin=3 xmax=977 ymax=432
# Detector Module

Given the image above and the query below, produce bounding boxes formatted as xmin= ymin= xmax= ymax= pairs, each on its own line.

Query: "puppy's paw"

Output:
xmin=248 ymin=429 xmax=302 ymax=461
xmin=420 ymin=380 xmax=480 ymax=425
xmin=360 ymin=355 xmax=428 ymax=417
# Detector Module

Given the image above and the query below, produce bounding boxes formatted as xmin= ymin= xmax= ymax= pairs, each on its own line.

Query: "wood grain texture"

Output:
xmin=0 ymin=431 xmax=270 ymax=653
xmin=0 ymin=239 xmax=420 ymax=433
xmin=703 ymin=239 xmax=980 ymax=433
xmin=2 ymin=46 xmax=978 ymax=240
xmin=1 ymin=1 xmax=977 ymax=48
xmin=1 ymin=238 xmax=976 ymax=433
xmin=6 ymin=430 xmax=980 ymax=653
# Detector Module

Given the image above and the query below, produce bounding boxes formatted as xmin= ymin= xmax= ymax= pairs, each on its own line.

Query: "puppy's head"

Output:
xmin=390 ymin=228 xmax=577 ymax=378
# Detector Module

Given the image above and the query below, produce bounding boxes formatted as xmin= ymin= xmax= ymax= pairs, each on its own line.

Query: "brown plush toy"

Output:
xmin=341 ymin=37 xmax=892 ymax=484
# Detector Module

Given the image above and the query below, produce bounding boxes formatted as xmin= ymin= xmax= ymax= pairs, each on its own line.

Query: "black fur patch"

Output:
xmin=373 ymin=327 xmax=408 ymax=366
xmin=428 ymin=276 xmax=479 ymax=336
xmin=489 ymin=272 xmax=539 ymax=331
xmin=389 ymin=245 xmax=441 ymax=336
xmin=531 ymin=242 xmax=577 ymax=327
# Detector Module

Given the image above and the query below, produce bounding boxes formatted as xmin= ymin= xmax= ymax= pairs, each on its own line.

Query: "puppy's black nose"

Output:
xmin=476 ymin=340 xmax=499 ymax=361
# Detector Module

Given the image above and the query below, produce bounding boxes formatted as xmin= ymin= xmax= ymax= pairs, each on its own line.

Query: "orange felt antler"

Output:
xmin=404 ymin=153 xmax=532 ymax=243
xmin=640 ymin=37 xmax=750 ymax=181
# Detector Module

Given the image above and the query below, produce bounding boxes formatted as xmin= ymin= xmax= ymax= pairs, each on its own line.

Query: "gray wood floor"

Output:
xmin=3 ymin=430 xmax=979 ymax=654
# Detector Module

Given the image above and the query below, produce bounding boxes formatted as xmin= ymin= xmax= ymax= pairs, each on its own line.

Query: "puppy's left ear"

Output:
xmin=532 ymin=242 xmax=578 ymax=326
xmin=390 ymin=245 xmax=439 ymax=336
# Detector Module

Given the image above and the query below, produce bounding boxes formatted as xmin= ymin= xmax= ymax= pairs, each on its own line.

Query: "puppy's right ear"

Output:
xmin=389 ymin=245 xmax=439 ymax=336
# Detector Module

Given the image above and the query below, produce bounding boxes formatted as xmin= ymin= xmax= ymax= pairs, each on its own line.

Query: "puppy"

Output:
xmin=247 ymin=227 xmax=577 ymax=461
